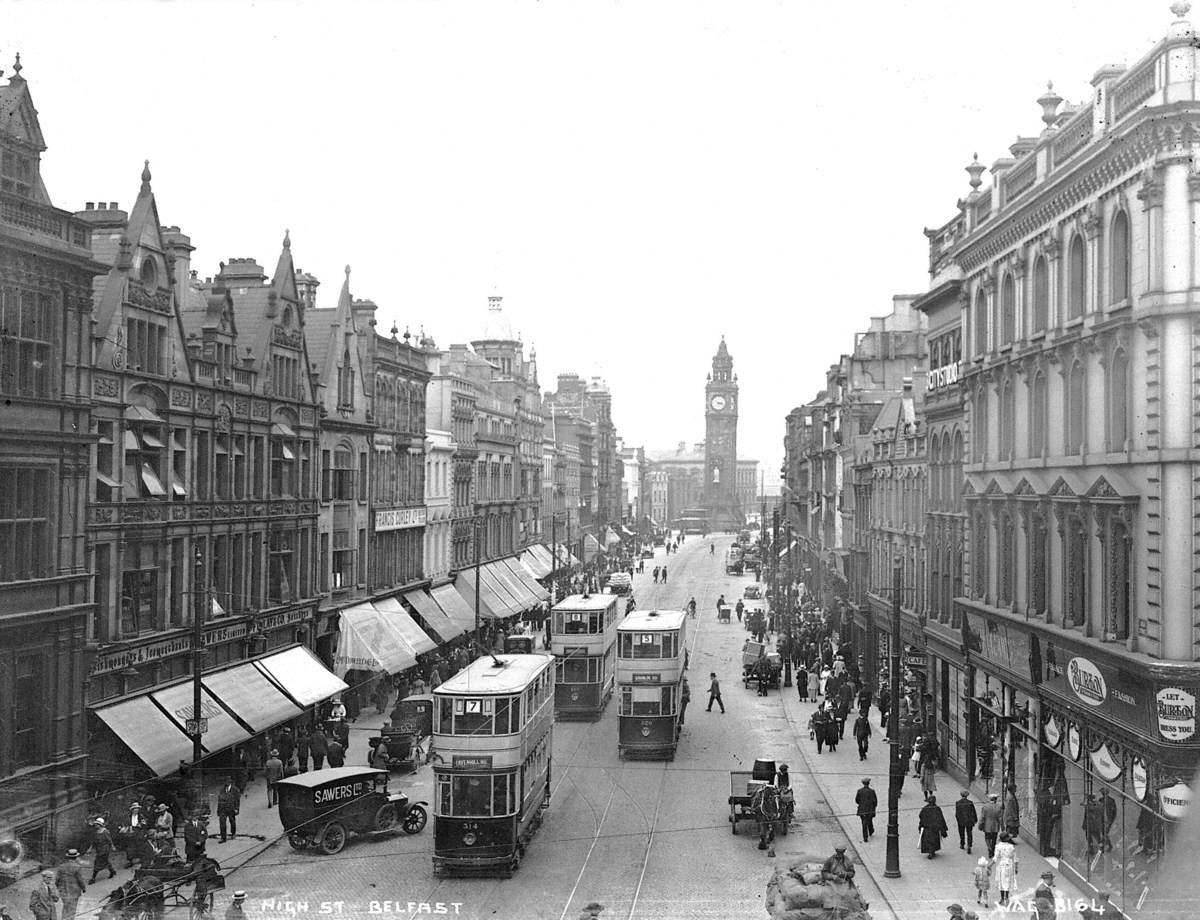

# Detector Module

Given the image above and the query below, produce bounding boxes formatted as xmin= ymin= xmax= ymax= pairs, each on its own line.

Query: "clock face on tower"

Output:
xmin=710 ymin=395 xmax=727 ymax=411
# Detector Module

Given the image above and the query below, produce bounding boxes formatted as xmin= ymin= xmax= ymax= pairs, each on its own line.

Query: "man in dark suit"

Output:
xmin=955 ymin=790 xmax=978 ymax=853
xmin=855 ymin=779 xmax=878 ymax=842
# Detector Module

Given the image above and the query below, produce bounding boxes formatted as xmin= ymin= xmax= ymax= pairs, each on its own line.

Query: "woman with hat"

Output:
xmin=1032 ymin=870 xmax=1057 ymax=920
xmin=55 ymin=849 xmax=87 ymax=920
xmin=154 ymin=802 xmax=174 ymax=838
xmin=917 ymin=794 xmax=949 ymax=859
xmin=993 ymin=832 xmax=1018 ymax=906
xmin=86 ymin=817 xmax=116 ymax=883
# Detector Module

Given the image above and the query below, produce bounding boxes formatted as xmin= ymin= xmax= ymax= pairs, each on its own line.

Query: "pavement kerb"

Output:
xmin=776 ymin=680 xmax=1088 ymax=920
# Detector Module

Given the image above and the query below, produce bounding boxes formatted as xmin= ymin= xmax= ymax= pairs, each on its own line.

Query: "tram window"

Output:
xmin=631 ymin=686 xmax=661 ymax=716
xmin=661 ymin=686 xmax=674 ymax=714
xmin=634 ymin=634 xmax=662 ymax=659
xmin=492 ymin=774 xmax=512 ymax=815
xmin=620 ymin=686 xmax=632 ymax=715
xmin=495 ymin=697 xmax=512 ymax=733
xmin=437 ymin=776 xmax=451 ymax=814
xmin=436 ymin=697 xmax=454 ymax=731
xmin=560 ymin=657 xmax=589 ymax=683
xmin=509 ymin=696 xmax=521 ymax=729
xmin=618 ymin=633 xmax=631 ymax=658
xmin=452 ymin=775 xmax=493 ymax=817
xmin=454 ymin=697 xmax=494 ymax=735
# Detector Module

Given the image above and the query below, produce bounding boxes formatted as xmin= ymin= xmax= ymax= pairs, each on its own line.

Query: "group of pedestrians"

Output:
xmin=651 ymin=565 xmax=668 ymax=583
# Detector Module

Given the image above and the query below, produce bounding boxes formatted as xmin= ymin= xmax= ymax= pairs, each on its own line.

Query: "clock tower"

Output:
xmin=704 ymin=337 xmax=743 ymax=531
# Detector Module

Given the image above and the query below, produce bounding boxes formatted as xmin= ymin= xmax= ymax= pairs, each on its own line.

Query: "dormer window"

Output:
xmin=140 ymin=257 xmax=157 ymax=288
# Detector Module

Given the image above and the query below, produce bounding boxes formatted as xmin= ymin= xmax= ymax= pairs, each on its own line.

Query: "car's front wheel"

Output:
xmin=403 ymin=804 xmax=428 ymax=835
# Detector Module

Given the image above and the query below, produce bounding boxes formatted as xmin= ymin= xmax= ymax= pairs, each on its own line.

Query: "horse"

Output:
xmin=750 ymin=785 xmax=786 ymax=852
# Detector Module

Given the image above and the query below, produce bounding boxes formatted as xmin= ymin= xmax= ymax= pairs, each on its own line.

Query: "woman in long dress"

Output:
xmin=993 ymin=832 xmax=1019 ymax=906
xmin=918 ymin=795 xmax=948 ymax=858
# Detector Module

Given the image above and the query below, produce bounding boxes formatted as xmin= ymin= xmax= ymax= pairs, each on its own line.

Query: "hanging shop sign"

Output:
xmin=927 ymin=360 xmax=963 ymax=392
xmin=1159 ymin=781 xmax=1192 ymax=820
xmin=1067 ymin=723 xmax=1082 ymax=760
xmin=374 ymin=507 xmax=427 ymax=532
xmin=1155 ymin=687 xmax=1197 ymax=743
xmin=963 ymin=612 xmax=1032 ymax=683
xmin=1132 ymin=758 xmax=1148 ymax=802
xmin=1044 ymin=715 xmax=1062 ymax=748
xmin=1090 ymin=743 xmax=1123 ymax=782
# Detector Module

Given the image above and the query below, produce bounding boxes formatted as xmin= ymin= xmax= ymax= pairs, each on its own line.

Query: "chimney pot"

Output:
xmin=110 ymin=202 xmax=118 ymax=210
xmin=85 ymin=202 xmax=94 ymax=210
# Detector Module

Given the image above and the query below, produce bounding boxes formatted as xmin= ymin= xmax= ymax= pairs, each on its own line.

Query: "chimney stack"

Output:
xmin=161 ymin=226 xmax=194 ymax=289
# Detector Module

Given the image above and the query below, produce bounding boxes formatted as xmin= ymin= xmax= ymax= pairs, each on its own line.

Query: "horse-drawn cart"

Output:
xmin=729 ymin=759 xmax=790 ymax=850
xmin=717 ymin=603 xmax=732 ymax=624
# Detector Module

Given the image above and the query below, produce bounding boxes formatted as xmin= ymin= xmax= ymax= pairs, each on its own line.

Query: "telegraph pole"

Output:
xmin=884 ymin=557 xmax=903 ymax=878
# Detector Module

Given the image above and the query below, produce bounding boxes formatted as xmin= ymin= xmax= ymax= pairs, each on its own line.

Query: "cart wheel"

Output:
xmin=373 ymin=803 xmax=399 ymax=833
xmin=318 ymin=822 xmax=347 ymax=855
xmin=402 ymin=804 xmax=428 ymax=835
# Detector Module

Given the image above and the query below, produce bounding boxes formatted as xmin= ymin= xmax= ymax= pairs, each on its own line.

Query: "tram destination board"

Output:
xmin=631 ymin=673 xmax=662 ymax=683
xmin=452 ymin=755 xmax=494 ymax=769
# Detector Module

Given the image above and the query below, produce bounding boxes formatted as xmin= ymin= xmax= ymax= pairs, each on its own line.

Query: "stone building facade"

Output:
xmin=0 ymin=60 xmax=104 ymax=859
xmin=939 ymin=9 xmax=1200 ymax=907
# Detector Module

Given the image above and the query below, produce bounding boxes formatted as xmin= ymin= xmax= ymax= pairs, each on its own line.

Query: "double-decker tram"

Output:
xmin=432 ymin=653 xmax=554 ymax=877
xmin=616 ymin=609 xmax=688 ymax=759
xmin=549 ymin=593 xmax=619 ymax=719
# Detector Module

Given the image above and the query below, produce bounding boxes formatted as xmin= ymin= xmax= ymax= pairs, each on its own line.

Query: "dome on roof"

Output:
xmin=480 ymin=294 xmax=517 ymax=342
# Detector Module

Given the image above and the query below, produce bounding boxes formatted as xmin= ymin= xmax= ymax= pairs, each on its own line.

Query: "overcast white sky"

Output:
xmin=4 ymin=0 xmax=1177 ymax=487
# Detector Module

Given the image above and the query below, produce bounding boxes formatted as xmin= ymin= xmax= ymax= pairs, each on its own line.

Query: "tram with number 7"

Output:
xmin=549 ymin=593 xmax=619 ymax=720
xmin=432 ymin=653 xmax=555 ymax=877
xmin=616 ymin=609 xmax=688 ymax=759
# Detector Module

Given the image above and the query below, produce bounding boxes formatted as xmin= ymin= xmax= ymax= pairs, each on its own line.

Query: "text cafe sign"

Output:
xmin=927 ymin=360 xmax=963 ymax=392
xmin=1156 ymin=687 xmax=1197 ymax=743
xmin=375 ymin=507 xmax=428 ymax=532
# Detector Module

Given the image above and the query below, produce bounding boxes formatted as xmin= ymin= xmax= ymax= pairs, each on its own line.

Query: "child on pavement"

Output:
xmin=973 ymin=856 xmax=992 ymax=907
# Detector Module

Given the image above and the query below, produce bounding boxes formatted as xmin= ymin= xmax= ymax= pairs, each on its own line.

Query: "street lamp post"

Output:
xmin=884 ymin=557 xmax=903 ymax=878
xmin=782 ymin=520 xmax=793 ymax=688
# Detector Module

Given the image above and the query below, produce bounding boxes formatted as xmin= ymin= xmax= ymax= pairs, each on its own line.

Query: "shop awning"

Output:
xmin=255 ymin=646 xmax=348 ymax=707
xmin=93 ymin=647 xmax=347 ymax=778
xmin=374 ymin=597 xmax=438 ymax=655
xmin=604 ymin=527 xmax=621 ymax=547
xmin=402 ymin=589 xmax=464 ymax=642
xmin=500 ymin=556 xmax=550 ymax=603
xmin=333 ymin=603 xmax=417 ymax=677
xmin=454 ymin=570 xmax=501 ymax=621
xmin=583 ymin=533 xmax=601 ymax=562
xmin=620 ymin=525 xmax=635 ymax=538
xmin=150 ymin=681 xmax=253 ymax=755
xmin=492 ymin=559 xmax=539 ymax=609
xmin=94 ymin=695 xmax=194 ymax=777
xmin=204 ymin=663 xmax=305 ymax=733
xmin=520 ymin=545 xmax=552 ymax=579
xmin=431 ymin=583 xmax=479 ymax=634
xmin=479 ymin=564 xmax=525 ymax=615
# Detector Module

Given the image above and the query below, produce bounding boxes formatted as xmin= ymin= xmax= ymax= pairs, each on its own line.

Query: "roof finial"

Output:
xmin=344 ymin=265 xmax=351 ymax=278
xmin=390 ymin=322 xmax=399 ymax=339
xmin=140 ymin=159 xmax=152 ymax=191
xmin=403 ymin=326 xmax=411 ymax=343
xmin=966 ymin=153 xmax=986 ymax=191
xmin=283 ymin=229 xmax=291 ymax=250
xmin=1037 ymin=81 xmax=1063 ymax=128
xmin=1171 ymin=1 xmax=1191 ymax=19
xmin=12 ymin=53 xmax=22 ymax=77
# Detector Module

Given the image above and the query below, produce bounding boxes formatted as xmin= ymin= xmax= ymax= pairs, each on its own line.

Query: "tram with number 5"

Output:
xmin=616 ymin=609 xmax=688 ymax=759
xmin=549 ymin=593 xmax=619 ymax=720
xmin=432 ymin=653 xmax=554 ymax=877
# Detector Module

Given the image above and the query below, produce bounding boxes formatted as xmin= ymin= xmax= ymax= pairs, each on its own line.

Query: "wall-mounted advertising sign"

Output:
xmin=927 ymin=361 xmax=962 ymax=392
xmin=375 ymin=507 xmax=428 ymax=532
xmin=1156 ymin=687 xmax=1197 ymax=743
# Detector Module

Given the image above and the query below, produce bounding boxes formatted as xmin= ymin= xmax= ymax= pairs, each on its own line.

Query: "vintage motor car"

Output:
xmin=743 ymin=584 xmax=763 ymax=599
xmin=277 ymin=767 xmax=428 ymax=855
xmin=370 ymin=693 xmax=435 ymax=771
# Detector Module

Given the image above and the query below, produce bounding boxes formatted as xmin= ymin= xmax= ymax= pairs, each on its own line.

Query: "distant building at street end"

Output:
xmin=703 ymin=338 xmax=743 ymax=531
xmin=645 ymin=442 xmax=758 ymax=529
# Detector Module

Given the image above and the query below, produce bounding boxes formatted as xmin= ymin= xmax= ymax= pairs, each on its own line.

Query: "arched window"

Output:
xmin=941 ymin=432 xmax=953 ymax=512
xmin=973 ymin=388 xmax=989 ymax=462
xmin=1108 ymin=348 xmax=1129 ymax=451
xmin=1065 ymin=516 xmax=1087 ymax=627
xmin=952 ymin=431 xmax=964 ymax=507
xmin=1032 ymin=256 xmax=1049 ymax=333
xmin=974 ymin=290 xmax=988 ymax=355
xmin=1000 ymin=274 xmax=1016 ymax=345
xmin=973 ymin=512 xmax=990 ymax=600
xmin=1068 ymin=235 xmax=1086 ymax=320
xmin=999 ymin=378 xmax=1015 ymax=460
xmin=1029 ymin=513 xmax=1047 ymax=615
xmin=1107 ymin=520 xmax=1130 ymax=640
xmin=930 ymin=435 xmax=942 ymax=511
xmin=1066 ymin=360 xmax=1086 ymax=454
xmin=998 ymin=514 xmax=1015 ymax=607
xmin=1030 ymin=371 xmax=1048 ymax=458
xmin=1110 ymin=210 xmax=1130 ymax=304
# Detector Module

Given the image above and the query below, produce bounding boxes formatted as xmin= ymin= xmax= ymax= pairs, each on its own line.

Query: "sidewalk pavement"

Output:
xmin=0 ymin=702 xmax=436 ymax=919
xmin=776 ymin=677 xmax=1086 ymax=920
